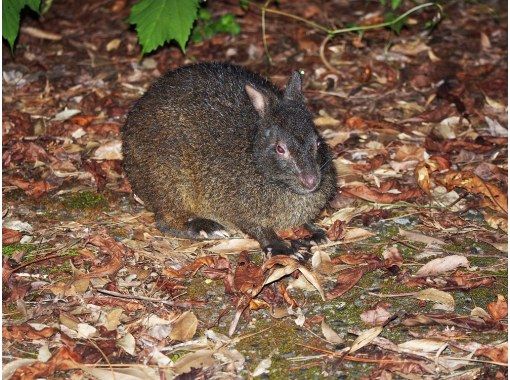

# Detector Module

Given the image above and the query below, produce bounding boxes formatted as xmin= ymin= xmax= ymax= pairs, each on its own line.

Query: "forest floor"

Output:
xmin=2 ymin=0 xmax=508 ymax=379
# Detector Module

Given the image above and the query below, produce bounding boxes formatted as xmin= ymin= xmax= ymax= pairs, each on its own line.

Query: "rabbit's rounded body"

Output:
xmin=122 ymin=62 xmax=336 ymax=254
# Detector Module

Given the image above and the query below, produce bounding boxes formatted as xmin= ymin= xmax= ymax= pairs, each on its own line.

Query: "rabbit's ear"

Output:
xmin=245 ymin=84 xmax=268 ymax=117
xmin=284 ymin=71 xmax=304 ymax=102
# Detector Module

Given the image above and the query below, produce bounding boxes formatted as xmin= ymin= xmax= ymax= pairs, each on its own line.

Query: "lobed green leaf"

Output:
xmin=129 ymin=0 xmax=200 ymax=54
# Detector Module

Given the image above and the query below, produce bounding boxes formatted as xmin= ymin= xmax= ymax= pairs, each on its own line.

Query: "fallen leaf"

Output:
xmin=37 ymin=344 xmax=52 ymax=363
xmin=234 ymin=252 xmax=264 ymax=296
xmin=471 ymin=307 xmax=492 ymax=320
xmin=399 ymin=229 xmax=445 ymax=245
xmin=343 ymin=184 xmax=423 ymax=204
xmin=12 ymin=347 xmax=81 ymax=379
xmin=321 ymin=320 xmax=344 ymax=344
xmin=297 ymin=266 xmax=325 ymax=301
xmin=402 ymin=313 xmax=504 ymax=331
xmin=85 ymin=234 xmax=126 ymax=278
xmin=93 ymin=140 xmax=123 ymax=160
xmin=438 ymin=170 xmax=507 ymax=214
xmin=415 ymin=288 xmax=455 ymax=311
xmin=342 ymin=227 xmax=375 ymax=243
xmin=172 ymin=349 xmax=215 ymax=375
xmin=327 ymin=268 xmax=364 ymax=300
xmin=82 ymin=366 xmax=159 ymax=380
xmin=209 ymin=238 xmax=259 ymax=254
xmin=398 ymin=339 xmax=446 ymax=353
xmin=382 ymin=247 xmax=403 ymax=269
xmin=104 ymin=308 xmax=124 ymax=331
xmin=487 ymin=295 xmax=508 ymax=321
xmin=252 ymin=357 xmax=272 ymax=377
xmin=415 ymin=255 xmax=469 ymax=277
xmin=393 ymin=144 xmax=426 ymax=162
xmin=350 ymin=326 xmax=383 ymax=353
xmin=117 ymin=333 xmax=136 ymax=355
xmin=5 ymin=177 xmax=56 ymax=198
xmin=326 ymin=220 xmax=345 ymax=241
xmin=263 ymin=263 xmax=298 ymax=286
xmin=2 ymin=359 xmax=38 ymax=380
xmin=53 ymin=108 xmax=81 ymax=121
xmin=3 ymin=324 xmax=56 ymax=340
xmin=77 ymin=323 xmax=98 ymax=338
xmin=415 ymin=163 xmax=431 ymax=194
xmin=169 ymin=311 xmax=198 ymax=341
xmin=2 ymin=227 xmax=22 ymax=244
xmin=360 ymin=305 xmax=392 ymax=326
xmin=476 ymin=343 xmax=508 ymax=363
xmin=314 ymin=115 xmax=341 ymax=128
xmin=322 ymin=205 xmax=374 ymax=225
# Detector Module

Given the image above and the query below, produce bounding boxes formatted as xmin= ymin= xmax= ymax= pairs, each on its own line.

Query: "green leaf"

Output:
xmin=391 ymin=0 xmax=402 ymax=10
xmin=129 ymin=0 xmax=200 ymax=54
xmin=2 ymin=0 xmax=41 ymax=50
xmin=197 ymin=8 xmax=211 ymax=21
xmin=239 ymin=0 xmax=249 ymax=10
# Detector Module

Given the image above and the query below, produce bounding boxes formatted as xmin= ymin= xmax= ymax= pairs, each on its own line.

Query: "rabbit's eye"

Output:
xmin=276 ymin=144 xmax=286 ymax=155
xmin=317 ymin=140 xmax=321 ymax=147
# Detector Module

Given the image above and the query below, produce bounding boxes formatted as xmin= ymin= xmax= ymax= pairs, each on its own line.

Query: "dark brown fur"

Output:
xmin=122 ymin=62 xmax=337 ymax=255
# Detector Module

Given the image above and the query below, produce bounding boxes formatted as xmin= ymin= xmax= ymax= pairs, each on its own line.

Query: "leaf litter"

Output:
xmin=2 ymin=0 xmax=507 ymax=379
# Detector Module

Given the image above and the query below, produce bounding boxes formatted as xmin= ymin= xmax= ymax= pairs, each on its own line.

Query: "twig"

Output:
xmin=10 ymin=240 xmax=81 ymax=273
xmin=261 ymin=0 xmax=273 ymax=65
xmin=368 ymin=291 xmax=417 ymax=298
xmin=297 ymin=343 xmax=423 ymax=365
xmin=96 ymin=289 xmax=198 ymax=308
xmin=86 ymin=338 xmax=114 ymax=377
xmin=319 ymin=34 xmax=341 ymax=75
xmin=330 ymin=3 xmax=441 ymax=34
xmin=251 ymin=1 xmax=442 ymax=65
xmin=262 ymin=6 xmax=330 ymax=33
xmin=233 ymin=320 xmax=284 ymax=343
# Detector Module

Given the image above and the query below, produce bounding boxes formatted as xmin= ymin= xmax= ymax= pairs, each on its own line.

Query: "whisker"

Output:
xmin=319 ymin=157 xmax=333 ymax=171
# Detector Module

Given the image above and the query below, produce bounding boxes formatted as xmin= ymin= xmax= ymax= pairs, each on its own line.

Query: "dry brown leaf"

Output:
xmin=475 ymin=343 xmax=508 ymax=363
xmin=360 ymin=305 xmax=392 ymax=326
xmin=2 ymin=227 xmax=22 ymax=244
xmin=343 ymin=184 xmax=423 ymax=204
xmin=3 ymin=324 xmax=56 ymax=340
xmin=438 ymin=170 xmax=507 ymax=214
xmin=398 ymin=339 xmax=446 ymax=353
xmin=297 ymin=266 xmax=325 ymax=301
xmin=104 ymin=308 xmax=124 ymax=331
xmin=415 ymin=255 xmax=469 ymax=277
xmin=209 ymin=238 xmax=259 ymax=254
xmin=172 ymin=349 xmax=215 ymax=375
xmin=349 ymin=326 xmax=383 ymax=353
xmin=5 ymin=177 xmax=56 ymax=198
xmin=263 ymin=263 xmax=298 ymax=286
xmin=321 ymin=320 xmax=344 ymax=344
xmin=342 ymin=228 xmax=374 ymax=243
xmin=487 ymin=295 xmax=508 ymax=321
xmin=382 ymin=247 xmax=403 ymax=269
xmin=327 ymin=268 xmax=364 ymax=300
xmin=85 ymin=234 xmax=126 ymax=278
xmin=234 ymin=252 xmax=264 ymax=296
xmin=415 ymin=288 xmax=455 ymax=310
xmin=471 ymin=307 xmax=492 ymax=320
xmin=415 ymin=163 xmax=431 ymax=194
xmin=399 ymin=229 xmax=445 ymax=245
xmin=169 ymin=311 xmax=198 ymax=341
xmin=12 ymin=347 xmax=81 ymax=379
xmin=393 ymin=145 xmax=426 ymax=162
xmin=326 ymin=220 xmax=345 ymax=241
xmin=482 ymin=211 xmax=508 ymax=232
